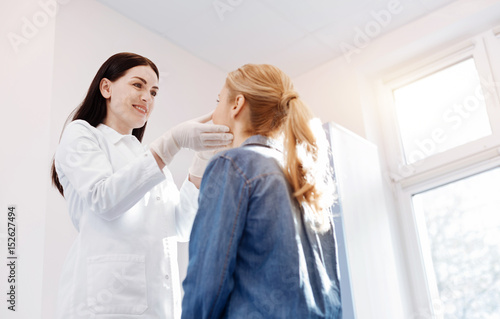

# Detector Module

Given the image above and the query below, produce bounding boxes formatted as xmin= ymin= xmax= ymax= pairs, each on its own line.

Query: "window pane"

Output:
xmin=412 ymin=168 xmax=500 ymax=318
xmin=393 ymin=58 xmax=492 ymax=164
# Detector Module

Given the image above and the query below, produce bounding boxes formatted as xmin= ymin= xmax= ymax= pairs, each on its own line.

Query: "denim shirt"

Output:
xmin=181 ymin=135 xmax=342 ymax=319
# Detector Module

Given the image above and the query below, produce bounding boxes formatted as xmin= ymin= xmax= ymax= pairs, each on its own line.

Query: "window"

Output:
xmin=413 ymin=168 xmax=500 ymax=318
xmin=393 ymin=58 xmax=491 ymax=164
xmin=379 ymin=28 xmax=500 ymax=317
xmin=381 ymin=32 xmax=500 ymax=181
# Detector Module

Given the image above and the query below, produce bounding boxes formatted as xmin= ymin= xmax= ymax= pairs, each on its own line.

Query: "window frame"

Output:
xmin=377 ymin=27 xmax=500 ymax=316
xmin=379 ymin=30 xmax=500 ymax=187
xmin=396 ymin=155 xmax=500 ymax=317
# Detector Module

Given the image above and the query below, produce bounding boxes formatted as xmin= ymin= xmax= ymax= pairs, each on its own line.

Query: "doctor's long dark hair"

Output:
xmin=50 ymin=52 xmax=160 ymax=196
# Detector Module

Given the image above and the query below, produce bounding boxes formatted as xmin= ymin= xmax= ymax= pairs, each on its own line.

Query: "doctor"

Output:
xmin=51 ymin=52 xmax=232 ymax=319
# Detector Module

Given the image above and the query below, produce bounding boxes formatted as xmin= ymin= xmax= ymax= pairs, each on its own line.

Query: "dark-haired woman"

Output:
xmin=52 ymin=53 xmax=232 ymax=319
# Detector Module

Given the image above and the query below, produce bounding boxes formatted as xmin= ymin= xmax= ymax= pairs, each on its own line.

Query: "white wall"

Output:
xmin=0 ymin=1 xmax=55 ymax=318
xmin=294 ymin=58 xmax=367 ymax=139
xmin=294 ymin=0 xmax=500 ymax=317
xmin=41 ymin=1 xmax=227 ymax=318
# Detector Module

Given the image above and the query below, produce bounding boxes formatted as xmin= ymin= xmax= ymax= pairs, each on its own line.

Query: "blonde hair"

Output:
xmin=225 ymin=64 xmax=336 ymax=232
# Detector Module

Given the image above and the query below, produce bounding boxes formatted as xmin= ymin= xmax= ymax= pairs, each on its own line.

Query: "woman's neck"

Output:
xmin=230 ymin=122 xmax=252 ymax=148
xmin=232 ymin=133 xmax=251 ymax=148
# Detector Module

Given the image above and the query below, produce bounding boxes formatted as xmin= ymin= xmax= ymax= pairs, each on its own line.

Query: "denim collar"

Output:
xmin=241 ymin=135 xmax=283 ymax=153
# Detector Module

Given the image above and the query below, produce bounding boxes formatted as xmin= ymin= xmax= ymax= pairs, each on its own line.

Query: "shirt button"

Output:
xmin=165 ymin=275 xmax=169 ymax=280
xmin=156 ymin=196 xmax=161 ymax=201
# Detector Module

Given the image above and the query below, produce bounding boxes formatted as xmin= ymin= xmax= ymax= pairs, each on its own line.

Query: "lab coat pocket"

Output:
xmin=86 ymin=254 xmax=148 ymax=315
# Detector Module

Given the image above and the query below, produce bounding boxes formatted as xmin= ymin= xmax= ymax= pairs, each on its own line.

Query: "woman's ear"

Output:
xmin=100 ymin=78 xmax=112 ymax=99
xmin=230 ymin=94 xmax=246 ymax=119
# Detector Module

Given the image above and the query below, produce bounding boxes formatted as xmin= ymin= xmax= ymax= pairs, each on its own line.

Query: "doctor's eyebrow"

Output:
xmin=132 ymin=76 xmax=159 ymax=90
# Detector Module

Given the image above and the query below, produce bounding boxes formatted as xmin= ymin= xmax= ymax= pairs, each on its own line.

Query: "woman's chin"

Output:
xmin=134 ymin=119 xmax=147 ymax=129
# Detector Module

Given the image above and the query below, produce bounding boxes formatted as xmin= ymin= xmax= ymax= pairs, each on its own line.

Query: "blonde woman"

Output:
xmin=181 ymin=64 xmax=341 ymax=318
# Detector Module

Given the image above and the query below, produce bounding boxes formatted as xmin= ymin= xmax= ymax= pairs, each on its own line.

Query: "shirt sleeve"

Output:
xmin=175 ymin=178 xmax=199 ymax=242
xmin=54 ymin=121 xmax=166 ymax=221
xmin=181 ymin=155 xmax=249 ymax=319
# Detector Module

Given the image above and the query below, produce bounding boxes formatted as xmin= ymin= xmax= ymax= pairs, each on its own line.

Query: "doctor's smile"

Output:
xmin=133 ymin=104 xmax=148 ymax=116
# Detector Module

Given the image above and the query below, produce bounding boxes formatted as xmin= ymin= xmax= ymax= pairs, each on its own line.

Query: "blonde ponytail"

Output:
xmin=226 ymin=64 xmax=336 ymax=232
xmin=283 ymin=96 xmax=335 ymax=233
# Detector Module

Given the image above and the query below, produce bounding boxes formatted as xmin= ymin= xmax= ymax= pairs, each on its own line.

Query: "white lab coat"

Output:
xmin=54 ymin=120 xmax=198 ymax=319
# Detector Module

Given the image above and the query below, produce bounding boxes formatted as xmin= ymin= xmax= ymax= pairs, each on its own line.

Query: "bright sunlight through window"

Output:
xmin=393 ymin=58 xmax=492 ymax=164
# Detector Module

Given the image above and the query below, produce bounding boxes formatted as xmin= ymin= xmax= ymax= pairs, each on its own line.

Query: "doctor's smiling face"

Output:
xmin=100 ymin=65 xmax=159 ymax=135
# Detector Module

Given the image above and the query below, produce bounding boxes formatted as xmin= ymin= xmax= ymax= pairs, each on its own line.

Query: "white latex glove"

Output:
xmin=188 ymin=149 xmax=220 ymax=179
xmin=150 ymin=112 xmax=233 ymax=165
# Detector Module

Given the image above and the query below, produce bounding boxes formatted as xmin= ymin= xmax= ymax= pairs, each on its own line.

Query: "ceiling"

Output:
xmin=96 ymin=0 xmax=458 ymax=77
